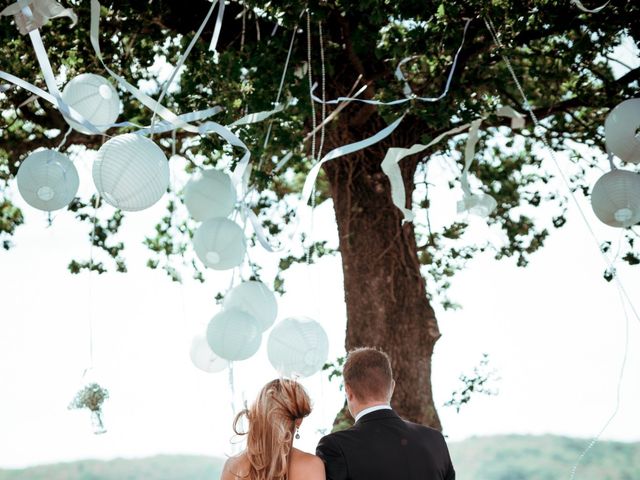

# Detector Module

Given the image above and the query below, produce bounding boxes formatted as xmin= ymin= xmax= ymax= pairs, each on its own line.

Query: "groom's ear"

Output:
xmin=389 ymin=380 xmax=396 ymax=399
xmin=345 ymin=383 xmax=355 ymax=402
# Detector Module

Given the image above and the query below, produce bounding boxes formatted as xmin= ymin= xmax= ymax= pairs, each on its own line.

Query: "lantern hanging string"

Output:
xmin=484 ymin=14 xmax=635 ymax=480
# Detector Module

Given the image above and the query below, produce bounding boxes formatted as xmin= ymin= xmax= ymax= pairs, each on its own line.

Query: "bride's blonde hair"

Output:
xmin=233 ymin=379 xmax=311 ymax=480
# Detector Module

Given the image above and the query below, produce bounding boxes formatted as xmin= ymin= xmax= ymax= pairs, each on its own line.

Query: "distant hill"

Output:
xmin=0 ymin=455 xmax=224 ymax=480
xmin=0 ymin=435 xmax=638 ymax=480
xmin=448 ymin=435 xmax=640 ymax=480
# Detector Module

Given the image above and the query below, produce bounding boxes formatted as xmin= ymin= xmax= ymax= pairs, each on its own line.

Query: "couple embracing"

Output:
xmin=222 ymin=347 xmax=456 ymax=480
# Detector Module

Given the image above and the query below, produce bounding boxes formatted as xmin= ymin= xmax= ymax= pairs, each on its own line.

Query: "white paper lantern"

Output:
xmin=223 ymin=281 xmax=278 ymax=332
xmin=267 ymin=317 xmax=329 ymax=378
xmin=93 ymin=133 xmax=170 ymax=211
xmin=61 ymin=73 xmax=120 ymax=134
xmin=605 ymin=98 xmax=640 ymax=164
xmin=591 ymin=169 xmax=640 ymax=228
xmin=16 ymin=149 xmax=79 ymax=211
xmin=193 ymin=218 xmax=246 ymax=270
xmin=190 ymin=334 xmax=229 ymax=373
xmin=206 ymin=308 xmax=262 ymax=361
xmin=183 ymin=169 xmax=237 ymax=221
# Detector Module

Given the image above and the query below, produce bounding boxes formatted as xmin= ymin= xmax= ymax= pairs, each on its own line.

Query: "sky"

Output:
xmin=0 ymin=16 xmax=639 ymax=473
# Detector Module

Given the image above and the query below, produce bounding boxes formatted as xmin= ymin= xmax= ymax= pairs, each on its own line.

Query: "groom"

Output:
xmin=316 ymin=347 xmax=456 ymax=480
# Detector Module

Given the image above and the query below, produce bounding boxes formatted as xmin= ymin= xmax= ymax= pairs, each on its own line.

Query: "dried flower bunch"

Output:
xmin=68 ymin=383 xmax=109 ymax=412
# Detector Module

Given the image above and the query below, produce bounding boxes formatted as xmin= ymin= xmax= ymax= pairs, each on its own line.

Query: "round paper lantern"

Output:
xmin=61 ymin=73 xmax=120 ymax=134
xmin=267 ymin=317 xmax=329 ymax=378
xmin=93 ymin=133 xmax=170 ymax=211
xmin=193 ymin=218 xmax=246 ymax=270
xmin=16 ymin=149 xmax=79 ymax=211
xmin=183 ymin=169 xmax=237 ymax=221
xmin=206 ymin=308 xmax=262 ymax=361
xmin=223 ymin=281 xmax=278 ymax=332
xmin=190 ymin=334 xmax=229 ymax=373
xmin=605 ymin=99 xmax=640 ymax=164
xmin=591 ymin=169 xmax=640 ymax=228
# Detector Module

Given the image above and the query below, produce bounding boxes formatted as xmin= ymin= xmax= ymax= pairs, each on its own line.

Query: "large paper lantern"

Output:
xmin=605 ymin=99 xmax=640 ymax=164
xmin=457 ymin=193 xmax=497 ymax=218
xmin=193 ymin=218 xmax=246 ymax=270
xmin=93 ymin=133 xmax=170 ymax=211
xmin=61 ymin=73 xmax=120 ymax=134
xmin=206 ymin=308 xmax=262 ymax=361
xmin=267 ymin=317 xmax=329 ymax=378
xmin=189 ymin=334 xmax=229 ymax=373
xmin=183 ymin=169 xmax=237 ymax=221
xmin=223 ymin=281 xmax=278 ymax=332
xmin=16 ymin=149 xmax=79 ymax=211
xmin=591 ymin=169 xmax=640 ymax=228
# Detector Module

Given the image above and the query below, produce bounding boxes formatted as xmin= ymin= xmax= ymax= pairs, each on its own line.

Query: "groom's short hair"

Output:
xmin=343 ymin=347 xmax=393 ymax=401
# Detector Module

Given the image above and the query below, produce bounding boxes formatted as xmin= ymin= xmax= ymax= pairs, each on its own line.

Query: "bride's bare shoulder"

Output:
xmin=221 ymin=453 xmax=250 ymax=480
xmin=289 ymin=448 xmax=325 ymax=480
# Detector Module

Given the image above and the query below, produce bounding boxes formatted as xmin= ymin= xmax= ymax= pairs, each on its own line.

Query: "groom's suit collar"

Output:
xmin=355 ymin=408 xmax=400 ymax=424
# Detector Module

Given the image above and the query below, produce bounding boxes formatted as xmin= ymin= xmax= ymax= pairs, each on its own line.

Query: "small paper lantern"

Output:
xmin=223 ymin=281 xmax=278 ymax=332
xmin=61 ymin=73 xmax=120 ymax=134
xmin=605 ymin=99 xmax=640 ymax=164
xmin=267 ymin=317 xmax=329 ymax=378
xmin=193 ymin=218 xmax=246 ymax=270
xmin=591 ymin=169 xmax=640 ymax=228
xmin=189 ymin=334 xmax=229 ymax=373
xmin=183 ymin=169 xmax=237 ymax=221
xmin=16 ymin=149 xmax=79 ymax=211
xmin=206 ymin=308 xmax=262 ymax=361
xmin=93 ymin=133 xmax=169 ymax=211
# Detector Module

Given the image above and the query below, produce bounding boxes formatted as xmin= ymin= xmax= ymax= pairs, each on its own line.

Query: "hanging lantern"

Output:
xmin=16 ymin=149 xmax=79 ymax=211
xmin=605 ymin=98 xmax=640 ymax=164
xmin=193 ymin=218 xmax=246 ymax=270
xmin=223 ymin=281 xmax=278 ymax=332
xmin=93 ymin=133 xmax=170 ymax=211
xmin=591 ymin=169 xmax=640 ymax=228
xmin=61 ymin=73 xmax=120 ymax=134
xmin=206 ymin=308 xmax=262 ymax=361
xmin=189 ymin=334 xmax=229 ymax=373
xmin=267 ymin=317 xmax=329 ymax=378
xmin=183 ymin=169 xmax=237 ymax=221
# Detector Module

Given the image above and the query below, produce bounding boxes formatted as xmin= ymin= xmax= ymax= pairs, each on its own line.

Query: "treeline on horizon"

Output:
xmin=1 ymin=435 xmax=639 ymax=480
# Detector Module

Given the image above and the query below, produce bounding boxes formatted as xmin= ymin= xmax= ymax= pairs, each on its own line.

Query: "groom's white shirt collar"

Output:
xmin=354 ymin=404 xmax=392 ymax=423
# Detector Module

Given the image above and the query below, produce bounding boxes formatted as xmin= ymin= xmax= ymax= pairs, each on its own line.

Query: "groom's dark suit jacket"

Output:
xmin=316 ymin=409 xmax=455 ymax=480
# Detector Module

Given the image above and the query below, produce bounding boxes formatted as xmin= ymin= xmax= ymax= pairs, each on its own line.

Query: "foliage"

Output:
xmin=0 ymin=0 xmax=638 ymax=298
xmin=444 ymin=353 xmax=500 ymax=413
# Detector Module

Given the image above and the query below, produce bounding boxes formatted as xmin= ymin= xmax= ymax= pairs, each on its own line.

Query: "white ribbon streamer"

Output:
xmin=208 ymin=0 xmax=225 ymax=53
xmin=570 ymin=0 xmax=610 ymax=13
xmin=149 ymin=0 xmax=219 ymax=136
xmin=382 ymin=123 xmax=473 ymax=222
xmin=1 ymin=0 xmax=76 ymax=35
xmin=311 ymin=18 xmax=473 ymax=107
xmin=497 ymin=105 xmax=525 ymax=129
xmin=300 ymin=114 xmax=406 ymax=208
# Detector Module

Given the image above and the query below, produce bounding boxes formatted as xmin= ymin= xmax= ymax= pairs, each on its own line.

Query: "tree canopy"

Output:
xmin=0 ymin=0 xmax=638 ymax=427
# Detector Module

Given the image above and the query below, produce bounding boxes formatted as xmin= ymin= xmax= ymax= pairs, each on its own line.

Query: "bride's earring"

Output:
xmin=295 ymin=427 xmax=300 ymax=440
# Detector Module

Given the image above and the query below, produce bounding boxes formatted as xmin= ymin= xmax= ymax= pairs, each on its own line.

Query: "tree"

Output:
xmin=1 ymin=0 xmax=639 ymax=430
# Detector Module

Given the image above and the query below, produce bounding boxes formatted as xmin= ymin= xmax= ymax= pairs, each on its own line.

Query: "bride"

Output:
xmin=221 ymin=379 xmax=325 ymax=480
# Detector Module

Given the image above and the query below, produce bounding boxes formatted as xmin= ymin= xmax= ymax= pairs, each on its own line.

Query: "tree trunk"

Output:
xmin=323 ymin=135 xmax=443 ymax=430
